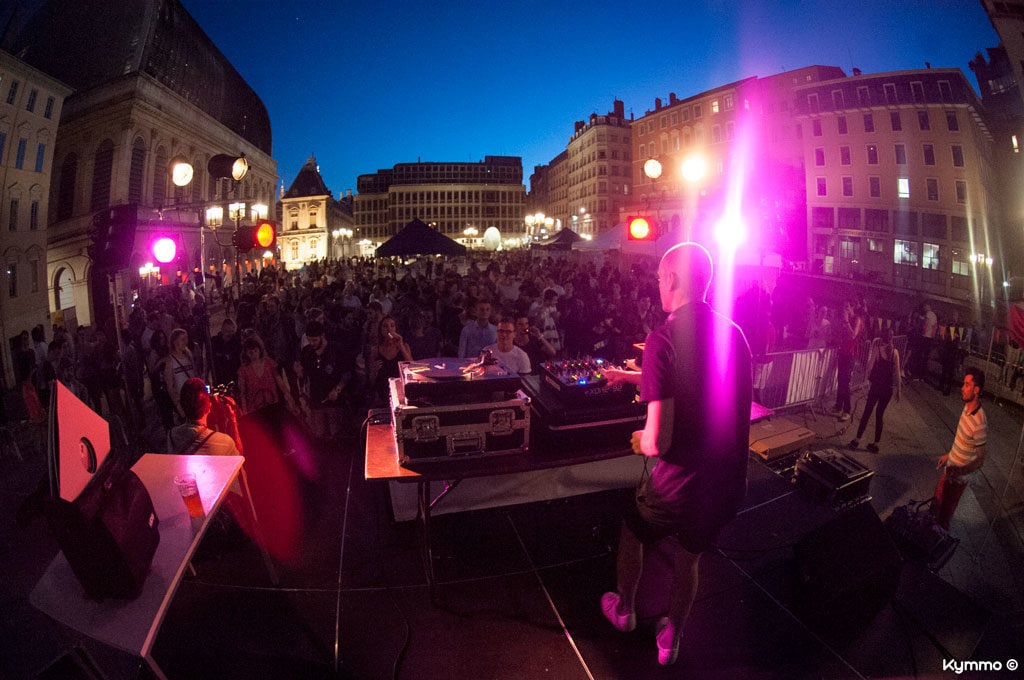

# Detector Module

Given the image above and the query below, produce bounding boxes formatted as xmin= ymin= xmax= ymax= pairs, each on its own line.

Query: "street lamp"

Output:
xmin=464 ymin=226 xmax=478 ymax=248
xmin=332 ymin=227 xmax=353 ymax=259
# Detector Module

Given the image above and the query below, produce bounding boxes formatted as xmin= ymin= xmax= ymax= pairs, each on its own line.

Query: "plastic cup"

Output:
xmin=174 ymin=473 xmax=204 ymax=518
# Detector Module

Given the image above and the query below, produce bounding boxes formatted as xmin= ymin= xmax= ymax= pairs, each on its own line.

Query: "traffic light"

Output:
xmin=232 ymin=220 xmax=277 ymax=251
xmin=232 ymin=226 xmax=255 ymax=251
xmin=253 ymin=219 xmax=277 ymax=249
xmin=89 ymin=204 xmax=138 ymax=272
xmin=626 ymin=215 xmax=656 ymax=241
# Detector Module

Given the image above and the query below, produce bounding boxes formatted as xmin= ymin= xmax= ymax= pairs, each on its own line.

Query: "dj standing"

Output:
xmin=601 ymin=242 xmax=752 ymax=666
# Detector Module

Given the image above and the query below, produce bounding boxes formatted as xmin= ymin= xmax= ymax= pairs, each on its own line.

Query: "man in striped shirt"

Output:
xmin=931 ymin=367 xmax=987 ymax=530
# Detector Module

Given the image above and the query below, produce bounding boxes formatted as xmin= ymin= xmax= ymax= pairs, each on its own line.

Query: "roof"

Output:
xmin=284 ymin=156 xmax=332 ymax=199
xmin=1 ymin=0 xmax=272 ymax=154
xmin=376 ymin=219 xmax=467 ymax=257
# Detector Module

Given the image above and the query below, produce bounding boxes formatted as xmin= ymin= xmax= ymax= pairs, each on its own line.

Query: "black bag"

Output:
xmin=44 ymin=446 xmax=160 ymax=600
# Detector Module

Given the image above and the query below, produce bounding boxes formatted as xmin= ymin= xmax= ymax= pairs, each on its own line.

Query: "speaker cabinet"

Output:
xmin=794 ymin=502 xmax=902 ymax=632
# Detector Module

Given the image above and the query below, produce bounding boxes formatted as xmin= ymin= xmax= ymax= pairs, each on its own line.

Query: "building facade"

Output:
xmin=279 ymin=156 xmax=352 ymax=268
xmin=354 ymin=156 xmax=525 ymax=249
xmin=794 ymin=68 xmax=998 ymax=303
xmin=0 ymin=50 xmax=70 ymax=386
xmin=2 ymin=0 xmax=277 ymax=329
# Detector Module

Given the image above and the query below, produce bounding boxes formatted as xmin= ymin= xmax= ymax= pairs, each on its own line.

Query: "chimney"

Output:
xmin=574 ymin=121 xmax=584 ymax=132
xmin=614 ymin=99 xmax=624 ymax=118
xmin=852 ymin=67 xmax=862 ymax=76
xmin=669 ymin=92 xmax=678 ymax=104
xmin=925 ymin=61 xmax=931 ymax=69
xmin=655 ymin=97 xmax=662 ymax=110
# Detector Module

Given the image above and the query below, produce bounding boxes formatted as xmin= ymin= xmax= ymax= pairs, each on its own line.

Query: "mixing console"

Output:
xmin=538 ymin=357 xmax=636 ymax=403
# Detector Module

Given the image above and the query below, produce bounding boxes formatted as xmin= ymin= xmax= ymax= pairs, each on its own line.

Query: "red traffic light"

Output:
xmin=254 ymin=219 xmax=277 ymax=249
xmin=627 ymin=216 xmax=655 ymax=241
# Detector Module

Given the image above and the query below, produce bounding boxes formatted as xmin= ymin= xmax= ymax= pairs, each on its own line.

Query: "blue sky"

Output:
xmin=180 ymin=0 xmax=999 ymax=198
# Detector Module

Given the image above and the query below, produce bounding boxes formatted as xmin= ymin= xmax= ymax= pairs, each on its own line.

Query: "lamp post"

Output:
xmin=463 ymin=226 xmax=478 ymax=249
xmin=332 ymin=227 xmax=353 ymax=260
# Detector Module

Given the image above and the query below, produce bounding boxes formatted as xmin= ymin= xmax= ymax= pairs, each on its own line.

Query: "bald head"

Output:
xmin=657 ymin=242 xmax=713 ymax=312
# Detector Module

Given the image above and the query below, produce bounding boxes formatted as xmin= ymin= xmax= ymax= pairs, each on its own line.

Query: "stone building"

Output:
xmin=279 ymin=156 xmax=352 ymax=268
xmin=2 ymin=0 xmax=277 ymax=329
xmin=0 ymin=49 xmax=70 ymax=386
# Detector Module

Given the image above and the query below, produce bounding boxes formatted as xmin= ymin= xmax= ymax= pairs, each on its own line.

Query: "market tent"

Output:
xmin=375 ymin=218 xmax=467 ymax=257
xmin=531 ymin=228 xmax=581 ymax=250
xmin=571 ymin=223 xmax=657 ymax=256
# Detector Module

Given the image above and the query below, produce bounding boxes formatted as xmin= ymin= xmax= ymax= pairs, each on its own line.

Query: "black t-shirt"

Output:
xmin=299 ymin=341 xmax=350 ymax=408
xmin=639 ymin=302 xmax=752 ymax=539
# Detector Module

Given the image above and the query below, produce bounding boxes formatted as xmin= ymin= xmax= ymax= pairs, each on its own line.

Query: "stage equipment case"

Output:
xmin=748 ymin=416 xmax=815 ymax=461
xmin=389 ymin=378 xmax=530 ymax=465
xmin=793 ymin=448 xmax=874 ymax=507
xmin=522 ymin=375 xmax=645 ymax=449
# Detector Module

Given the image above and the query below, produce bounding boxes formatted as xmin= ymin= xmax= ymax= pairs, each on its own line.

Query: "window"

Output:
xmin=6 ymin=80 xmax=18 ymax=104
xmin=29 ymin=260 xmax=38 ymax=293
xmin=952 ymin=249 xmax=970 ymax=275
xmin=711 ymin=125 xmax=722 ymax=143
xmin=8 ymin=263 xmax=16 ymax=298
xmin=923 ymin=243 xmax=940 ymax=269
xmin=867 ymin=144 xmax=878 ymax=165
xmin=863 ymin=113 xmax=874 ymax=132
xmin=869 ymin=176 xmax=881 ymax=197
xmin=9 ymin=198 xmax=18 ymax=231
xmin=951 ymin=145 xmax=964 ymax=167
xmin=808 ymin=93 xmax=820 ymax=112
xmin=917 ymin=110 xmax=930 ymax=130
xmin=946 ymin=110 xmax=959 ymax=131
xmin=127 ymin=138 xmax=146 ymax=204
xmin=857 ymin=86 xmax=870 ymax=104
xmin=911 ymin=81 xmax=925 ymax=102
xmin=724 ymin=94 xmax=734 ymax=110
xmin=34 ymin=143 xmax=45 ymax=172
xmin=30 ymin=200 xmax=38 ymax=230
xmin=816 ymin=177 xmax=827 ymax=196
xmin=938 ymin=80 xmax=953 ymax=102
xmin=812 ymin=119 xmax=822 ymax=137
xmin=894 ymin=239 xmax=918 ymax=264
xmin=832 ymin=89 xmax=844 ymax=109
xmin=725 ymin=121 xmax=734 ymax=139
xmin=955 ymin=180 xmax=967 ymax=203
xmin=884 ymin=83 xmax=897 ymax=103
xmin=638 ymin=125 xmax=644 ymax=137
xmin=926 ymin=178 xmax=938 ymax=201
xmin=895 ymin=144 xmax=907 ymax=165
xmin=44 ymin=96 xmax=54 ymax=119
xmin=923 ymin=144 xmax=935 ymax=165
xmin=898 ymin=177 xmax=910 ymax=198
xmin=837 ymin=116 xmax=848 ymax=134
xmin=814 ymin=148 xmax=825 ymax=166
xmin=26 ymin=89 xmax=37 ymax=112
xmin=15 ymin=138 xmax=26 ymax=169
xmin=865 ymin=208 xmax=888 ymax=230
xmin=890 ymin=111 xmax=902 ymax=131
xmin=869 ymin=238 xmax=884 ymax=252
xmin=693 ymin=104 xmax=701 ymax=119
xmin=840 ymin=146 xmax=851 ymax=165
xmin=840 ymin=237 xmax=861 ymax=260
xmin=711 ymin=99 xmax=719 ymax=114
xmin=812 ymin=206 xmax=835 ymax=228
xmin=842 ymin=176 xmax=854 ymax=196
xmin=92 ymin=140 xmax=115 ymax=211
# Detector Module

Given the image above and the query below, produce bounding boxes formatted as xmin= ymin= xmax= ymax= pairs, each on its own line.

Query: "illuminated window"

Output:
xmin=894 ymin=239 xmax=918 ymax=264
xmin=309 ymin=238 xmax=318 ymax=253
xmin=868 ymin=238 xmax=884 ymax=252
xmin=898 ymin=177 xmax=910 ymax=198
xmin=711 ymin=99 xmax=719 ymax=114
xmin=1013 ymin=135 xmax=1020 ymax=153
xmin=951 ymin=249 xmax=969 ymax=275
xmin=840 ymin=237 xmax=860 ymax=259
xmin=923 ymin=243 xmax=940 ymax=269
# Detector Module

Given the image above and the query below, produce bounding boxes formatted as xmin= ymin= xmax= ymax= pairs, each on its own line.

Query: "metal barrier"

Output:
xmin=753 ymin=335 xmax=908 ymax=412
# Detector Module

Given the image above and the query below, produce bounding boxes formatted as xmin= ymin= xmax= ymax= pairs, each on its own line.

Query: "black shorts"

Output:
xmin=625 ymin=480 xmax=726 ymax=554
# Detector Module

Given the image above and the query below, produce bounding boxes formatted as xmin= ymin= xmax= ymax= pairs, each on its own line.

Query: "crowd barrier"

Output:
xmin=753 ymin=335 xmax=908 ymax=412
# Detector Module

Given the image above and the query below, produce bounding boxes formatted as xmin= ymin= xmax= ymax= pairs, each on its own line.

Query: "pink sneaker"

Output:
xmin=600 ymin=592 xmax=636 ymax=632
xmin=656 ymin=617 xmax=680 ymax=666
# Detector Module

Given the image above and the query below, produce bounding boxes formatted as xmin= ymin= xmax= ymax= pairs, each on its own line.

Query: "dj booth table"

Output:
xmin=365 ymin=419 xmax=645 ymax=593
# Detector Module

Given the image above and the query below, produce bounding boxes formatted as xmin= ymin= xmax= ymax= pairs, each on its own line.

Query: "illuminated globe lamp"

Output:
xmin=151 ymin=236 xmax=178 ymax=264
xmin=169 ymin=157 xmax=194 ymax=187
xmin=627 ymin=216 xmax=653 ymax=241
xmin=643 ymin=158 xmax=663 ymax=180
xmin=681 ymin=155 xmax=706 ymax=184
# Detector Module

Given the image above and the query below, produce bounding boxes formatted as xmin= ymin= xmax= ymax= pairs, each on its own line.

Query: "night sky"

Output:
xmin=179 ymin=0 xmax=999 ymax=198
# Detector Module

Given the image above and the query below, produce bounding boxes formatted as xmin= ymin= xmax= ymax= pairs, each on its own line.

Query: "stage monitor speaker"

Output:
xmin=794 ymin=502 xmax=902 ymax=633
